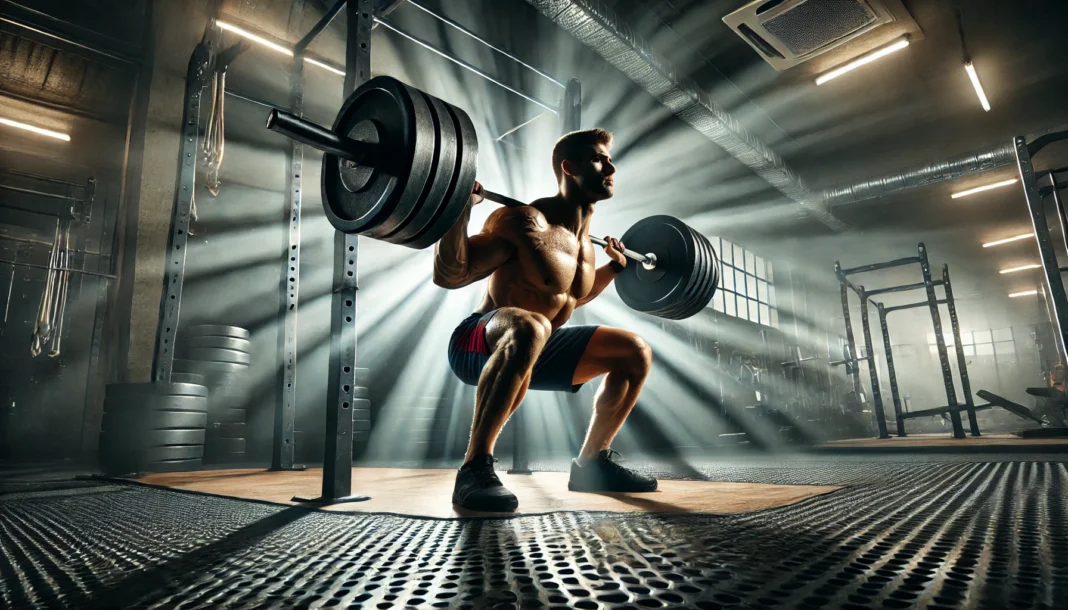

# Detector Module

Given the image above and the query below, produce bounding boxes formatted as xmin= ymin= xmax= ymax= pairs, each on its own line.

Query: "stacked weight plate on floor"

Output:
xmin=294 ymin=368 xmax=373 ymax=462
xmin=98 ymin=382 xmax=208 ymax=474
xmin=616 ymin=216 xmax=720 ymax=320
xmin=320 ymin=76 xmax=478 ymax=250
xmin=176 ymin=324 xmax=251 ymax=464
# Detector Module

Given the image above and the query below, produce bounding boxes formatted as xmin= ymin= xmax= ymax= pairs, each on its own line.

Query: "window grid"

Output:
xmin=711 ymin=237 xmax=777 ymax=328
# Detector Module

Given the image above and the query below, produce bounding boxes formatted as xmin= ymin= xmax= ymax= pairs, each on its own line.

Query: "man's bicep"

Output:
xmin=466 ymin=232 xmax=514 ymax=276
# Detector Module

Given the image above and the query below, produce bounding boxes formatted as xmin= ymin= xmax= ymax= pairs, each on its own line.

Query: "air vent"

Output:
xmin=723 ymin=0 xmax=901 ymax=70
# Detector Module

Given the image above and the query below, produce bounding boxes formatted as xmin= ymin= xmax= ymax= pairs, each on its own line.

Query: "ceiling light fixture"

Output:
xmin=951 ymin=178 xmax=1019 ymax=199
xmin=982 ymin=233 xmax=1034 ymax=248
xmin=1009 ymin=290 xmax=1039 ymax=298
xmin=216 ymin=20 xmax=343 ymax=75
xmin=964 ymin=62 xmax=991 ymax=111
xmin=0 ymin=117 xmax=70 ymax=141
xmin=999 ymin=264 xmax=1041 ymax=274
xmin=815 ymin=36 xmax=910 ymax=85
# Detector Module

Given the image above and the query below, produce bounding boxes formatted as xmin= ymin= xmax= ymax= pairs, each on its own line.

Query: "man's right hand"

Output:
xmin=471 ymin=181 xmax=485 ymax=205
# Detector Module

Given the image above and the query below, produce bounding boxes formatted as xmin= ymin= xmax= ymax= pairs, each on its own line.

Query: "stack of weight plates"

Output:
xmin=98 ymin=382 xmax=208 ymax=474
xmin=294 ymin=368 xmax=372 ymax=463
xmin=402 ymin=396 xmax=456 ymax=460
xmin=175 ymin=324 xmax=251 ymax=464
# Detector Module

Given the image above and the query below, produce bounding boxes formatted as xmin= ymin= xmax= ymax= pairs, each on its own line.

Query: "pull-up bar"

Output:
xmin=839 ymin=256 xmax=921 ymax=276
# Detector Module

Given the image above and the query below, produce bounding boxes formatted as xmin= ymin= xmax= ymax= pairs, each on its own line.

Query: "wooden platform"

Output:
xmin=819 ymin=433 xmax=1068 ymax=450
xmin=139 ymin=467 xmax=840 ymax=519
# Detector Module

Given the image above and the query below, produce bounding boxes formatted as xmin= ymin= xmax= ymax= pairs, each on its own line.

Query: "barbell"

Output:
xmin=264 ymin=75 xmax=719 ymax=319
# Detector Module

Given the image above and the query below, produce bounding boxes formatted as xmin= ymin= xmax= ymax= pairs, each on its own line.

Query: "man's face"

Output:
xmin=567 ymin=143 xmax=616 ymax=201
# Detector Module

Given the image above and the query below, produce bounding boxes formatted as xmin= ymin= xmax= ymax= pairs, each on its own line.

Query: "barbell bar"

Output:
xmin=264 ymin=75 xmax=719 ymax=319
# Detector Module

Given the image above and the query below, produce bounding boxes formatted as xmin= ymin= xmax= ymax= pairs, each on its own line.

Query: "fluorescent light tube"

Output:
xmin=999 ymin=264 xmax=1041 ymax=274
xmin=952 ymin=178 xmax=1018 ymax=198
xmin=983 ymin=233 xmax=1033 ymax=248
xmin=216 ymin=20 xmax=343 ymax=75
xmin=1009 ymin=290 xmax=1038 ymax=298
xmin=816 ymin=37 xmax=910 ymax=85
xmin=0 ymin=117 xmax=70 ymax=141
xmin=965 ymin=62 xmax=991 ymax=111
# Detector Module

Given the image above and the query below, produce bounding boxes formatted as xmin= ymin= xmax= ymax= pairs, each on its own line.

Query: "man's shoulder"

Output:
xmin=485 ymin=200 xmax=548 ymax=229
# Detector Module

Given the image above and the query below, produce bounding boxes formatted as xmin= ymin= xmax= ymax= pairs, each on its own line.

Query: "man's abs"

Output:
xmin=481 ymin=263 xmax=578 ymax=327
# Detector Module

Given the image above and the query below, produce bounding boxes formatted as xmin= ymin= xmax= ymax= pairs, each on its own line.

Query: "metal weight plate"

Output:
xmin=145 ymin=458 xmax=203 ymax=473
xmin=187 ymin=336 xmax=251 ymax=352
xmin=382 ymin=90 xmax=461 ymax=245
xmin=657 ymin=224 xmax=710 ymax=319
xmin=208 ymin=422 xmax=246 ymax=437
xmin=211 ymin=407 xmax=247 ymax=423
xmin=354 ymin=369 xmax=371 ymax=384
xmin=144 ymin=445 xmax=204 ymax=462
xmin=321 ymin=76 xmax=430 ymax=236
xmin=170 ymin=372 xmax=206 ymax=387
xmin=187 ymin=347 xmax=252 ymax=365
xmin=363 ymin=80 xmax=436 ymax=239
xmin=403 ymin=96 xmax=479 ymax=250
xmin=145 ymin=429 xmax=206 ymax=446
xmin=185 ymin=325 xmax=250 ymax=340
xmin=615 ymin=216 xmax=702 ymax=317
xmin=206 ymin=437 xmax=246 ymax=454
xmin=664 ymin=226 xmax=717 ymax=319
xmin=104 ymin=382 xmax=209 ymax=401
xmin=102 ymin=410 xmax=208 ymax=432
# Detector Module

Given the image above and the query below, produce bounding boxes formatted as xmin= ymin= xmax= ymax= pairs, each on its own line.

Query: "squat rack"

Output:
xmin=834 ymin=244 xmax=980 ymax=439
xmin=160 ymin=0 xmax=582 ymax=503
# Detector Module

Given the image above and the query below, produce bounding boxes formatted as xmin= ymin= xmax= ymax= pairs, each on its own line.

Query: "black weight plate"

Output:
xmin=353 ymin=419 xmax=371 ymax=432
xmin=352 ymin=386 xmax=369 ymax=399
xmin=187 ymin=336 xmax=251 ymax=352
xmin=363 ymin=80 xmax=436 ymax=239
xmin=688 ymin=232 xmax=720 ymax=317
xmin=146 ymin=429 xmax=206 ymax=446
xmin=656 ymin=224 xmax=708 ymax=320
xmin=383 ymin=90 xmax=461 ymax=246
xmin=210 ymin=407 xmax=247 ymax=423
xmin=208 ymin=422 xmax=246 ymax=437
xmin=187 ymin=347 xmax=251 ymax=365
xmin=661 ymin=225 xmax=714 ymax=319
xmin=145 ymin=458 xmax=203 ymax=473
xmin=404 ymin=97 xmax=479 ymax=250
xmin=615 ymin=216 xmax=700 ymax=316
xmin=185 ymin=324 xmax=250 ymax=339
xmin=206 ymin=437 xmax=246 ymax=454
xmin=143 ymin=445 xmax=204 ymax=462
xmin=352 ymin=430 xmax=370 ymax=445
xmin=322 ymin=77 xmax=423 ymax=235
xmin=102 ymin=410 xmax=208 ymax=432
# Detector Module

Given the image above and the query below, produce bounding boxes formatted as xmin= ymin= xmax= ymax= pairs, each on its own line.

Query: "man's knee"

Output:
xmin=622 ymin=333 xmax=652 ymax=377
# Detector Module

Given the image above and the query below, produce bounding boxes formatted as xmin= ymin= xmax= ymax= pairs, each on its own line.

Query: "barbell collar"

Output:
xmin=266 ymin=109 xmax=377 ymax=165
xmin=480 ymin=187 xmax=654 ymax=267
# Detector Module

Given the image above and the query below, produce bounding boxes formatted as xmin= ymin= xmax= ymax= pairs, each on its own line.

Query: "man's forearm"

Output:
xmin=578 ymin=264 xmax=620 ymax=305
xmin=433 ymin=205 xmax=472 ymax=287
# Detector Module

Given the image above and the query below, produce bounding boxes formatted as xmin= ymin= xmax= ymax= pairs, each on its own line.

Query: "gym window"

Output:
xmin=926 ymin=328 xmax=1016 ymax=360
xmin=709 ymin=238 xmax=778 ymax=328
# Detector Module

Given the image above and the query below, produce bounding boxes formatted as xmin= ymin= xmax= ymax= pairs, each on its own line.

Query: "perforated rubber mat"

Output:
xmin=2 ymin=459 xmax=1067 ymax=609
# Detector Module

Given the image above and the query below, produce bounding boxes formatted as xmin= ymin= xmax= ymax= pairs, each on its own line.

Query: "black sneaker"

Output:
xmin=568 ymin=449 xmax=658 ymax=493
xmin=452 ymin=454 xmax=519 ymax=512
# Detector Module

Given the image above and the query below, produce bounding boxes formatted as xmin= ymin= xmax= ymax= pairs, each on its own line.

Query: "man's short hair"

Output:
xmin=552 ymin=128 xmax=613 ymax=182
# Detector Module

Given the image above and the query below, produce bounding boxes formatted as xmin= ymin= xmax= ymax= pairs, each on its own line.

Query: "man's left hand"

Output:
xmin=603 ymin=236 xmax=626 ymax=268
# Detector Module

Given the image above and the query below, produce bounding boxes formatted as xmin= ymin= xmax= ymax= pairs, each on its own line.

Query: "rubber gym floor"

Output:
xmin=2 ymin=452 xmax=1067 ymax=609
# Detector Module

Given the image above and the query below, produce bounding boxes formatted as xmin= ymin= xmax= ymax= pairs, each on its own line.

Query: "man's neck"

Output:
xmin=546 ymin=183 xmax=596 ymax=235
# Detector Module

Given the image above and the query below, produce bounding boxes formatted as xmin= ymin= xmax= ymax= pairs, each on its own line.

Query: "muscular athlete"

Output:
xmin=433 ymin=129 xmax=657 ymax=512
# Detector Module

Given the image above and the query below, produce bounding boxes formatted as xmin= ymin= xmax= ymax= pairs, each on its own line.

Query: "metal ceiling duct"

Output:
xmin=820 ymin=143 xmax=1017 ymax=206
xmin=523 ymin=0 xmax=848 ymax=232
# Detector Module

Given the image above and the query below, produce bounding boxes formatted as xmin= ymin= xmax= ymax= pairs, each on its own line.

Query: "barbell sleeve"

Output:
xmin=266 ymin=109 xmax=375 ymax=164
xmin=480 ymin=188 xmax=654 ymax=267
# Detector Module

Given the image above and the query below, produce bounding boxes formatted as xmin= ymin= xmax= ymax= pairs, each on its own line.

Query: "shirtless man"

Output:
xmin=433 ymin=129 xmax=657 ymax=512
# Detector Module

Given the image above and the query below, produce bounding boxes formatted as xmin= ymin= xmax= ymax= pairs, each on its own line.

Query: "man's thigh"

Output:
xmin=570 ymin=326 xmax=647 ymax=386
